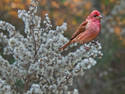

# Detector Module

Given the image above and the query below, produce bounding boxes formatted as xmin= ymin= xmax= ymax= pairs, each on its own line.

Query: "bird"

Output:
xmin=59 ymin=10 xmax=102 ymax=51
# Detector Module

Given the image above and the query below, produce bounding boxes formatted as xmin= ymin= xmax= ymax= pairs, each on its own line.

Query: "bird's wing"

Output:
xmin=73 ymin=29 xmax=98 ymax=44
xmin=71 ymin=20 xmax=88 ymax=40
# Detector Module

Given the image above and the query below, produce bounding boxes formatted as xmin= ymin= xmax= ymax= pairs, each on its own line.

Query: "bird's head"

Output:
xmin=87 ymin=10 xmax=103 ymax=21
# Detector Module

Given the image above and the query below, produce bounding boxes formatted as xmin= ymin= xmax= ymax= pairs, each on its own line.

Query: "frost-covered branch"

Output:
xmin=0 ymin=21 xmax=16 ymax=37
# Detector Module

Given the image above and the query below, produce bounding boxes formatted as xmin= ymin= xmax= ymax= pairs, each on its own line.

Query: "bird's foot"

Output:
xmin=91 ymin=41 xmax=97 ymax=45
xmin=84 ymin=46 xmax=90 ymax=50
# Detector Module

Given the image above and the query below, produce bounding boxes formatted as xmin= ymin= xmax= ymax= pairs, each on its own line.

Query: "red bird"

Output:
xmin=59 ymin=10 xmax=102 ymax=51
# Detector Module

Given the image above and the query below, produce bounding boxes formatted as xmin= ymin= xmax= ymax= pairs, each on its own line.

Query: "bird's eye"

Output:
xmin=93 ymin=14 xmax=97 ymax=17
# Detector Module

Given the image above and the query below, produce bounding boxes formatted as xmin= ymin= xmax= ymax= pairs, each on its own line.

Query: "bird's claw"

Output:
xmin=84 ymin=46 xmax=90 ymax=50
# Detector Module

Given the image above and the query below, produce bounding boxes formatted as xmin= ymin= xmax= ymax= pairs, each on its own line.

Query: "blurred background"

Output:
xmin=0 ymin=0 xmax=125 ymax=94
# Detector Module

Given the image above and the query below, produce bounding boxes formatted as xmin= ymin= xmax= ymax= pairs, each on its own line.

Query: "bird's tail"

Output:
xmin=59 ymin=40 xmax=72 ymax=51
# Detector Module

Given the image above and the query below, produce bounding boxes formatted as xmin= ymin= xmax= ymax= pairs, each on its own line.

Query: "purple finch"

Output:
xmin=59 ymin=10 xmax=102 ymax=51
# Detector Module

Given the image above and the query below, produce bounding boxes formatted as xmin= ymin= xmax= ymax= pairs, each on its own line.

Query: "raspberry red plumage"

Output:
xmin=59 ymin=10 xmax=102 ymax=51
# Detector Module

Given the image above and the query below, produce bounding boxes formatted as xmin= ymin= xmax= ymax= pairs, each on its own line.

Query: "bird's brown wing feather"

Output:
xmin=71 ymin=21 xmax=88 ymax=40
xmin=59 ymin=21 xmax=88 ymax=51
xmin=72 ymin=30 xmax=98 ymax=44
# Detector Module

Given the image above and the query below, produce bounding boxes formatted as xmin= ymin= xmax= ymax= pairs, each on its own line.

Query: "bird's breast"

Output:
xmin=86 ymin=20 xmax=101 ymax=33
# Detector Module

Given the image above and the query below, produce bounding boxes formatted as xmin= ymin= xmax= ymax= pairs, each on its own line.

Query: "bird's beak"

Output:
xmin=96 ymin=15 xmax=103 ymax=20
xmin=98 ymin=15 xmax=103 ymax=19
